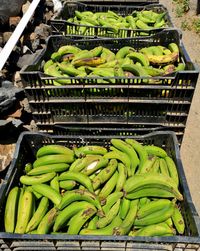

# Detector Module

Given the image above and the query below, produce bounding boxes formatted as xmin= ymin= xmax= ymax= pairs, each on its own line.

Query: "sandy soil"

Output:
xmin=160 ymin=0 xmax=200 ymax=216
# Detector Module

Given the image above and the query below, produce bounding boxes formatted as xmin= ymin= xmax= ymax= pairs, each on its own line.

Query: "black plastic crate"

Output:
xmin=30 ymin=100 xmax=191 ymax=126
xmin=20 ymin=30 xmax=199 ymax=128
xmin=50 ymin=2 xmax=171 ymax=37
xmin=0 ymin=131 xmax=200 ymax=250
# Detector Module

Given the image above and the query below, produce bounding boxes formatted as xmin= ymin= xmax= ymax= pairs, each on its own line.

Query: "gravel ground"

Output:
xmin=160 ymin=0 xmax=200 ymax=216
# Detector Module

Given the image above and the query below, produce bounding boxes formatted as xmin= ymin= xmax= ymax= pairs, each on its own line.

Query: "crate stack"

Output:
xmin=20 ymin=0 xmax=199 ymax=144
xmin=0 ymin=0 xmax=200 ymax=250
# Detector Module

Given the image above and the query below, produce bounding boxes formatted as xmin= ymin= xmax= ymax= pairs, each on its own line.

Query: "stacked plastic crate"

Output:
xmin=20 ymin=1 xmax=199 ymax=144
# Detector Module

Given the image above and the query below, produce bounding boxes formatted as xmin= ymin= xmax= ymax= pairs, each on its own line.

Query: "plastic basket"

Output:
xmin=20 ymin=30 xmax=199 ymax=128
xmin=0 ymin=131 xmax=200 ymax=250
xmin=50 ymin=2 xmax=171 ymax=37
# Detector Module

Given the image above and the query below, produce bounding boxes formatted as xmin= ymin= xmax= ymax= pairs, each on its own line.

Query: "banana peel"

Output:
xmin=72 ymin=57 xmax=106 ymax=67
xmin=146 ymin=52 xmax=179 ymax=65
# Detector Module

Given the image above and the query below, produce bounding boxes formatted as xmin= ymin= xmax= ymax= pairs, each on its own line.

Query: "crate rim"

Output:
xmin=0 ymin=231 xmax=200 ymax=244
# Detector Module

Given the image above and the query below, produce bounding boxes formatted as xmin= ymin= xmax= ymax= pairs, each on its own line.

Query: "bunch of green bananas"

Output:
xmin=66 ymin=9 xmax=167 ymax=35
xmin=4 ymin=139 xmax=185 ymax=236
xmin=43 ymin=43 xmax=185 ymax=85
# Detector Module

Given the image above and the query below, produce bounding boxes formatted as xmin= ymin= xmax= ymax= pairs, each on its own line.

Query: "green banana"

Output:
xmin=151 ymin=158 xmax=160 ymax=173
xmin=17 ymin=188 xmax=24 ymax=221
xmin=90 ymin=46 xmax=103 ymax=57
xmin=50 ymin=175 xmax=60 ymax=193
xmin=121 ymin=64 xmax=149 ymax=77
xmin=168 ymin=43 xmax=179 ymax=53
xmin=91 ymin=68 xmax=115 ymax=83
xmin=136 ymin=20 xmax=151 ymax=29
xmin=150 ymin=46 xmax=164 ymax=56
xmin=44 ymin=64 xmax=70 ymax=85
xmin=176 ymin=63 xmax=185 ymax=71
xmin=101 ymin=47 xmax=115 ymax=62
xmin=165 ymin=156 xmax=179 ymax=187
xmin=87 ymin=215 xmax=99 ymax=230
xmin=140 ymin=47 xmax=154 ymax=56
xmin=15 ymin=190 xmax=33 ymax=234
xmin=44 ymin=64 xmax=71 ymax=86
xmin=98 ymin=171 xmax=119 ymax=202
xmin=143 ymin=66 xmax=164 ymax=76
xmin=128 ymin=52 xmax=149 ymax=67
xmin=139 ymin=197 xmax=150 ymax=208
xmin=4 ymin=187 xmax=19 ymax=233
xmin=82 ymin=17 xmax=99 ymax=26
xmin=115 ymin=163 xmax=127 ymax=192
xmin=72 ymin=50 xmax=93 ymax=63
xmin=70 ymin=155 xmax=102 ymax=172
xmin=37 ymin=207 xmax=59 ymax=234
xmin=26 ymin=197 xmax=49 ymax=233
xmin=172 ymin=204 xmax=185 ymax=234
xmin=102 ymin=192 xmax=123 ymax=215
xmin=26 ymin=186 xmax=42 ymax=200
xmin=27 ymin=163 xmax=69 ymax=176
xmin=74 ymin=145 xmax=107 ymax=157
xmin=32 ymin=184 xmax=62 ymax=206
xmin=97 ymin=60 xmax=118 ymax=69
xmin=96 ymin=200 xmax=121 ymax=228
xmin=125 ymin=139 xmax=148 ymax=173
xmin=116 ymin=46 xmax=135 ymax=59
xmin=103 ymin=151 xmax=131 ymax=178
xmin=159 ymin=158 xmax=170 ymax=177
xmin=58 ymin=189 xmax=101 ymax=210
xmin=126 ymin=187 xmax=177 ymax=200
xmin=130 ymin=223 xmax=175 ymax=236
xmin=33 ymin=154 xmax=74 ymax=168
xmin=20 ymin=172 xmax=56 ymax=185
xmin=92 ymin=159 xmax=118 ymax=190
xmin=124 ymin=173 xmax=183 ymax=201
xmin=137 ymin=199 xmax=172 ymax=219
xmin=134 ymin=202 xmax=175 ymax=226
xmin=114 ymin=66 xmax=125 ymax=77
xmin=80 ymin=215 xmax=122 ymax=235
xmin=67 ymin=206 xmax=97 ymax=234
xmin=53 ymin=201 xmax=94 ymax=232
xmin=138 ymin=13 xmax=155 ymax=24
xmin=111 ymin=139 xmax=139 ymax=176
xmin=57 ymin=45 xmax=81 ymax=57
xmin=36 ymin=145 xmax=73 ymax=158
xmin=126 ymin=15 xmax=136 ymax=29
xmin=165 ymin=217 xmax=173 ymax=227
xmin=43 ymin=60 xmax=54 ymax=72
xmin=81 ymin=156 xmax=109 ymax=176
xmin=144 ymin=145 xmax=168 ymax=158
xmin=119 ymin=198 xmax=131 ymax=220
xmin=25 ymin=163 xmax=32 ymax=174
xmin=51 ymin=52 xmax=61 ymax=61
xmin=58 ymin=171 xmax=94 ymax=192
xmin=139 ymin=156 xmax=157 ymax=174
xmin=113 ymin=199 xmax=139 ymax=235
xmin=59 ymin=180 xmax=76 ymax=190
xmin=58 ymin=62 xmax=85 ymax=76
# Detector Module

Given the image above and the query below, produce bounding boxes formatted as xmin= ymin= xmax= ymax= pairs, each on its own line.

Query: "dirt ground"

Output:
xmin=160 ymin=0 xmax=200 ymax=215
